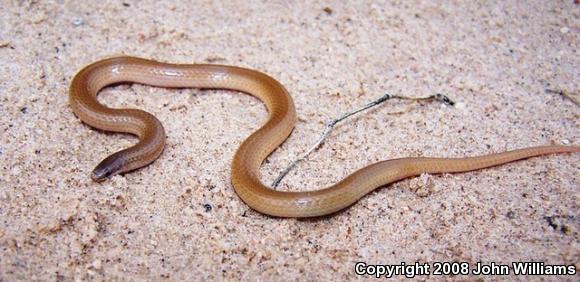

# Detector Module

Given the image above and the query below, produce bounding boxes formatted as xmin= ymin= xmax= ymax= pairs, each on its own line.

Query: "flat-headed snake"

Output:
xmin=69 ymin=56 xmax=579 ymax=217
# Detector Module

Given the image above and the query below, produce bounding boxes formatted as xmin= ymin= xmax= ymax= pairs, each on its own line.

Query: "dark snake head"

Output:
xmin=91 ymin=154 xmax=126 ymax=182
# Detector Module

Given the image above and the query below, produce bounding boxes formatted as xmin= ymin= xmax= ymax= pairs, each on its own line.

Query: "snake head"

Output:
xmin=91 ymin=154 xmax=126 ymax=182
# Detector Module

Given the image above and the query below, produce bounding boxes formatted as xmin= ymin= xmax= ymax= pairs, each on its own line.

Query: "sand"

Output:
xmin=1 ymin=0 xmax=578 ymax=280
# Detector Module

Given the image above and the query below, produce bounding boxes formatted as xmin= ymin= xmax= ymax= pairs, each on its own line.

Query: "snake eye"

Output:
xmin=91 ymin=170 xmax=109 ymax=182
xmin=91 ymin=155 xmax=125 ymax=182
xmin=91 ymin=167 xmax=114 ymax=182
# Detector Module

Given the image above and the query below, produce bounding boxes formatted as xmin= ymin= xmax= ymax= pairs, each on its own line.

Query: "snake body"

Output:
xmin=69 ymin=56 xmax=579 ymax=217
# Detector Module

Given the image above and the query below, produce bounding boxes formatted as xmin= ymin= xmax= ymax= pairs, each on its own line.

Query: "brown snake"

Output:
xmin=69 ymin=56 xmax=579 ymax=217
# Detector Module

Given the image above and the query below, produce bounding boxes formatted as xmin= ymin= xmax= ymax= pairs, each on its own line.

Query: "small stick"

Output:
xmin=271 ymin=93 xmax=455 ymax=188
xmin=546 ymin=88 xmax=579 ymax=106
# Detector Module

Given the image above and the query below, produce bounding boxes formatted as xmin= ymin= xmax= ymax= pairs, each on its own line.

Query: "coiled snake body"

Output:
xmin=69 ymin=56 xmax=579 ymax=217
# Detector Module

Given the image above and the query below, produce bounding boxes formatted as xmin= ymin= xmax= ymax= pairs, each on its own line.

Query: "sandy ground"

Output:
xmin=1 ymin=0 xmax=579 ymax=280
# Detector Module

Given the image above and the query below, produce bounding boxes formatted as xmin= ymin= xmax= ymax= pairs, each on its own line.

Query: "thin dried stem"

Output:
xmin=271 ymin=93 xmax=454 ymax=188
xmin=546 ymin=88 xmax=579 ymax=106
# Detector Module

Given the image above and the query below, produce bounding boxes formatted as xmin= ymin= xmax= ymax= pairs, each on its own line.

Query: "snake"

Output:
xmin=69 ymin=56 xmax=579 ymax=217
